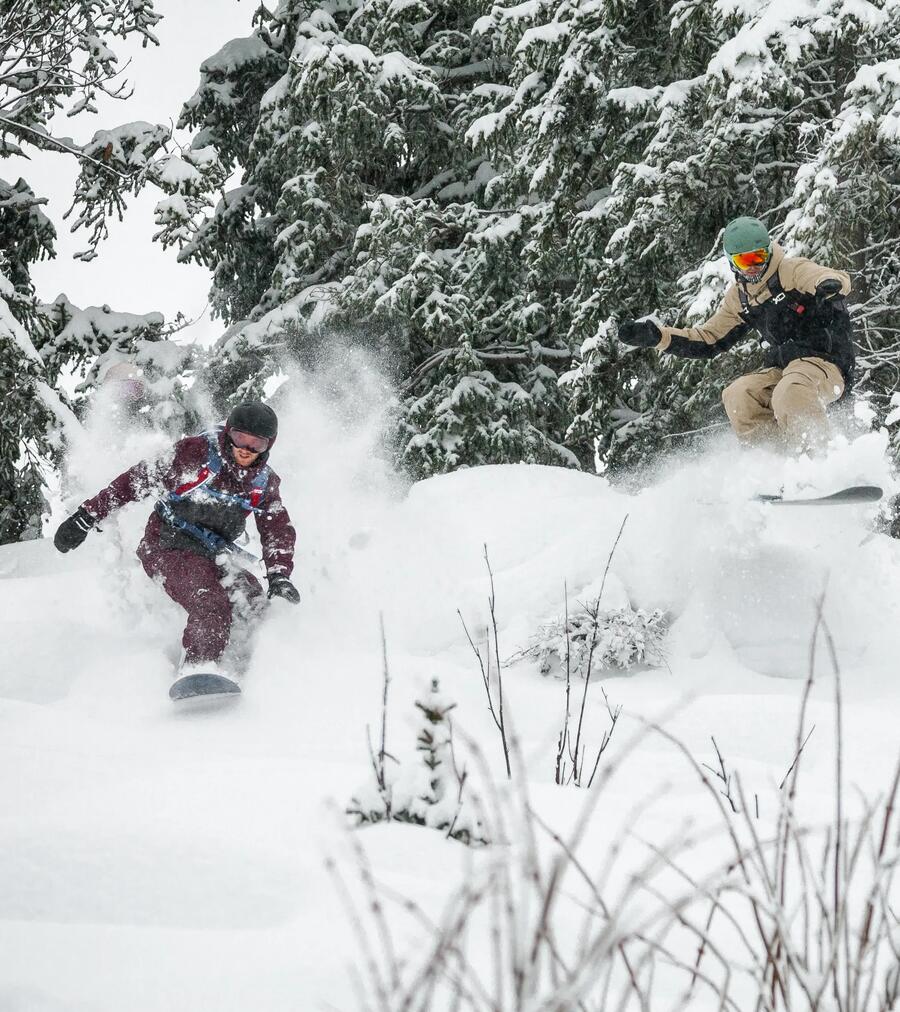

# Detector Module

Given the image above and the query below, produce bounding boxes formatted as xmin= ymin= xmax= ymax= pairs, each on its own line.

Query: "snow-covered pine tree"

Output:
xmin=169 ymin=1 xmax=456 ymax=405
xmin=169 ymin=26 xmax=290 ymax=328
xmin=0 ymin=179 xmax=58 ymax=540
xmin=518 ymin=598 xmax=667 ymax=680
xmin=408 ymin=678 xmax=486 ymax=843
xmin=165 ymin=0 xmax=900 ymax=475
xmin=408 ymin=679 xmax=461 ymax=823
xmin=166 ymin=0 xmax=583 ymax=470
xmin=0 ymin=2 xmax=174 ymax=541
xmin=1 ymin=3 xmax=170 ymax=262
xmin=455 ymin=0 xmax=685 ymax=473
xmin=333 ymin=0 xmax=640 ymax=474
xmin=303 ymin=0 xmax=591 ymax=472
xmin=0 ymin=281 xmax=57 ymax=541
xmin=345 ymin=0 xmax=735 ymax=476
xmin=336 ymin=193 xmax=584 ymax=476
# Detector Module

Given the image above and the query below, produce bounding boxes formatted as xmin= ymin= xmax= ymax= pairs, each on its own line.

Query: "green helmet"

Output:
xmin=723 ymin=217 xmax=770 ymax=256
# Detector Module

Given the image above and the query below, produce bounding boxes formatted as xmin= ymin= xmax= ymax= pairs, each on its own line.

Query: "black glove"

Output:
xmin=53 ymin=507 xmax=95 ymax=553
xmin=815 ymin=278 xmax=843 ymax=308
xmin=617 ymin=319 xmax=662 ymax=348
xmin=267 ymin=574 xmax=300 ymax=604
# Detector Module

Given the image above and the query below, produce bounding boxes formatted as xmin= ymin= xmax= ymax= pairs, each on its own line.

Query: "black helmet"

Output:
xmin=226 ymin=401 xmax=278 ymax=440
xmin=225 ymin=401 xmax=278 ymax=462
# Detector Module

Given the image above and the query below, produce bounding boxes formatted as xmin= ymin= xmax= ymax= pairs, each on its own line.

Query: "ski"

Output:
xmin=753 ymin=485 xmax=883 ymax=506
xmin=169 ymin=672 xmax=242 ymax=701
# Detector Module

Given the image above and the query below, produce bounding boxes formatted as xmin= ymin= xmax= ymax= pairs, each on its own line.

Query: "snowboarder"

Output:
xmin=616 ymin=217 xmax=854 ymax=448
xmin=52 ymin=401 xmax=299 ymax=680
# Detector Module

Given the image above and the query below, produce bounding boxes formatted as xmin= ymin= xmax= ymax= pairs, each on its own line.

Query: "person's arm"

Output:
xmin=657 ymin=285 xmax=750 ymax=359
xmin=80 ymin=456 xmax=169 ymax=522
xmin=54 ymin=444 xmax=178 ymax=554
xmin=255 ymin=474 xmax=299 ymax=601
xmin=78 ymin=435 xmax=210 ymax=522
xmin=54 ymin=437 xmax=209 ymax=553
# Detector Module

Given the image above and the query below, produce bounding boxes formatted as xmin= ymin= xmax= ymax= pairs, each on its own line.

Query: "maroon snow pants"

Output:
xmin=137 ymin=536 xmax=264 ymax=665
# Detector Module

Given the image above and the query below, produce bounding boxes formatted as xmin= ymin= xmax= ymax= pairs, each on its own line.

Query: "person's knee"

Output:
xmin=722 ymin=376 xmax=756 ymax=416
xmin=224 ymin=571 xmax=263 ymax=607
xmin=771 ymin=375 xmax=819 ymax=423
xmin=185 ymin=578 xmax=233 ymax=631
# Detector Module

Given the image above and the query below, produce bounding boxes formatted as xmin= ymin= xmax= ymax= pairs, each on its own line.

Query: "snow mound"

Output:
xmin=3 ymin=370 xmax=899 ymax=1009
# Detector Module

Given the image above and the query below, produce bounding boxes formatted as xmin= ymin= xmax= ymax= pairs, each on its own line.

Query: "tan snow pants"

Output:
xmin=721 ymin=357 xmax=845 ymax=447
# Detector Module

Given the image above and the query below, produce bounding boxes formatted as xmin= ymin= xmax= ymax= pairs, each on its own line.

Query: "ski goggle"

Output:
xmin=229 ymin=429 xmax=270 ymax=453
xmin=729 ymin=247 xmax=770 ymax=272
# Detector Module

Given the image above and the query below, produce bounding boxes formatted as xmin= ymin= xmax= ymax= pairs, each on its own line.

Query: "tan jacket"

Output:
xmin=657 ymin=244 xmax=851 ymax=352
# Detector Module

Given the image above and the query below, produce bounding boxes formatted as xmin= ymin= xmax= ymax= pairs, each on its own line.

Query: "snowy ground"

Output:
xmin=3 ymin=366 xmax=900 ymax=1010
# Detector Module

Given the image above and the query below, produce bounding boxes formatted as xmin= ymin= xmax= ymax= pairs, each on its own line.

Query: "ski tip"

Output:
xmin=752 ymin=485 xmax=884 ymax=506
xmin=169 ymin=672 xmax=242 ymax=701
xmin=845 ymin=485 xmax=884 ymax=501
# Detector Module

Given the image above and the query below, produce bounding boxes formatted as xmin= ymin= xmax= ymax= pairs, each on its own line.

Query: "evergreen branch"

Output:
xmin=0 ymin=115 xmax=130 ymax=178
xmin=401 ymin=343 xmax=574 ymax=392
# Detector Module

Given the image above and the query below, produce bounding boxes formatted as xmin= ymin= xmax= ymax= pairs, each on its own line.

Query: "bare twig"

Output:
xmin=555 ymin=581 xmax=572 ymax=785
xmin=458 ymin=548 xmax=511 ymax=778
xmin=702 ymin=736 xmax=740 ymax=814
xmin=568 ymin=516 xmax=628 ymax=786
xmin=483 ymin=545 xmax=511 ymax=779
xmin=778 ymin=724 xmax=817 ymax=790
xmin=377 ymin=614 xmax=391 ymax=795
xmin=587 ymin=688 xmax=622 ymax=789
xmin=569 ymin=597 xmax=601 ymax=782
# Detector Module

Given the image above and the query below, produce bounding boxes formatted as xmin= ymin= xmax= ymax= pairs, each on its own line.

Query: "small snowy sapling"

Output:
xmin=348 ymin=677 xmax=487 ymax=846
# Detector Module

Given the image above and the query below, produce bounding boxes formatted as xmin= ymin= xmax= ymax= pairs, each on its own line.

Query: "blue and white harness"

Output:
xmin=154 ymin=428 xmax=270 ymax=562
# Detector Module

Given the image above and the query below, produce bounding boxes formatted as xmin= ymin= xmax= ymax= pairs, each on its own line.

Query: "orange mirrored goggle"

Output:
xmin=729 ymin=247 xmax=770 ymax=271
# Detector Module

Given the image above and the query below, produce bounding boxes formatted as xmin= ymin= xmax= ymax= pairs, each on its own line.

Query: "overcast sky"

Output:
xmin=7 ymin=1 xmax=256 ymax=345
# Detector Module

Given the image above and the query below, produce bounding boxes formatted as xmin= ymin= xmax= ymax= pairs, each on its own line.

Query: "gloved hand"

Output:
xmin=617 ymin=319 xmax=662 ymax=348
xmin=815 ymin=278 xmax=843 ymax=305
xmin=267 ymin=574 xmax=300 ymax=604
xmin=53 ymin=507 xmax=95 ymax=553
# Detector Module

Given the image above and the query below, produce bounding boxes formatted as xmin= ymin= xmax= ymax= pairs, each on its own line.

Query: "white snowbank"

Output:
xmin=3 ymin=359 xmax=899 ymax=1009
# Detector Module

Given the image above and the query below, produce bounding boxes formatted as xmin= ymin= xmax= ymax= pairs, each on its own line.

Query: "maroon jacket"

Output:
xmin=81 ymin=430 xmax=296 ymax=578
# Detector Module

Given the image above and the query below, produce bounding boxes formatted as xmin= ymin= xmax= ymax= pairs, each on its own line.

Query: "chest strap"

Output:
xmin=153 ymin=500 xmax=260 ymax=563
xmin=738 ymin=273 xmax=808 ymax=319
xmin=166 ymin=429 xmax=271 ymax=513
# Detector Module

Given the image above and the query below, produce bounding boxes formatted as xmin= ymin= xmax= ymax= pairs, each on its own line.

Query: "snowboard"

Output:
xmin=753 ymin=485 xmax=883 ymax=506
xmin=169 ymin=672 xmax=242 ymax=701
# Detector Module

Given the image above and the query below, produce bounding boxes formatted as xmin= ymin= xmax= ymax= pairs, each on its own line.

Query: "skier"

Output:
xmin=52 ymin=401 xmax=299 ymax=682
xmin=616 ymin=217 xmax=854 ymax=448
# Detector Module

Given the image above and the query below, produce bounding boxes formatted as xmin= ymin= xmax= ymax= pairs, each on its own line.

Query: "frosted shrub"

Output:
xmin=338 ymin=617 xmax=900 ymax=1012
xmin=519 ymin=599 xmax=667 ymax=680
xmin=348 ymin=678 xmax=488 ymax=847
